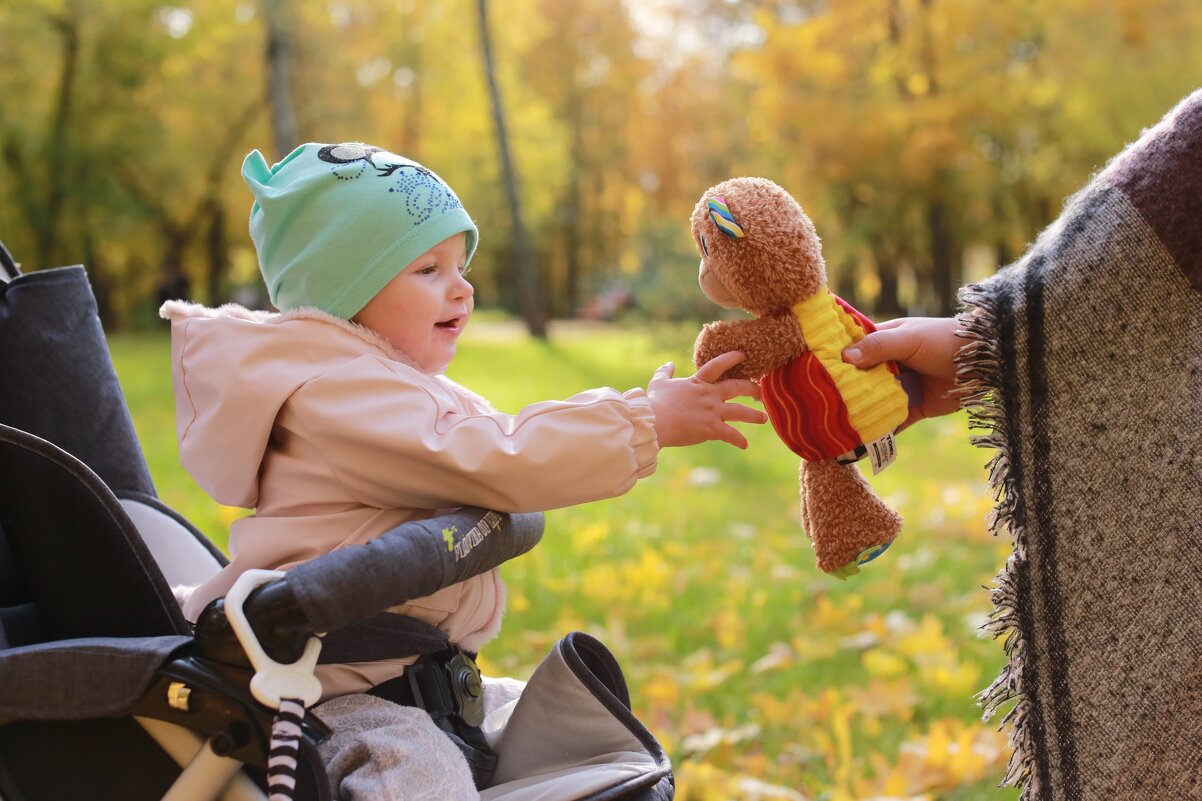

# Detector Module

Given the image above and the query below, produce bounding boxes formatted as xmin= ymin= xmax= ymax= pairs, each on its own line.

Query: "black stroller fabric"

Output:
xmin=0 ymin=264 xmax=154 ymax=495
xmin=0 ymin=423 xmax=187 ymax=646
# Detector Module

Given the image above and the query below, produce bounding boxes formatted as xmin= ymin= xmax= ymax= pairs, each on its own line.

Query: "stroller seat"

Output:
xmin=0 ymin=249 xmax=674 ymax=801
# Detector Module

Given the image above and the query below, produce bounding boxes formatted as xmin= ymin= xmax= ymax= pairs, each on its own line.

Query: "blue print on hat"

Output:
xmin=317 ymin=143 xmax=464 ymax=226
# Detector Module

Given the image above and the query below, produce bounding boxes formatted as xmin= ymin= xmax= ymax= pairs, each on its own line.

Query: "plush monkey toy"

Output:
xmin=691 ymin=177 xmax=909 ymax=578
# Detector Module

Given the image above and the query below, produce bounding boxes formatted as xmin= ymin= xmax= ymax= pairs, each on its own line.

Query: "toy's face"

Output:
xmin=693 ymin=197 xmax=746 ymax=309
xmin=698 ymin=254 xmax=740 ymax=308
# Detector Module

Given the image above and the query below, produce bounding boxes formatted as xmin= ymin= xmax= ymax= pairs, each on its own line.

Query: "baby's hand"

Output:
xmin=647 ymin=351 xmax=767 ymax=449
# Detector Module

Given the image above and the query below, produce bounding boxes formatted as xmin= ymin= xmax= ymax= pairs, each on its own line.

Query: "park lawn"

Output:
xmin=110 ymin=323 xmax=1018 ymax=801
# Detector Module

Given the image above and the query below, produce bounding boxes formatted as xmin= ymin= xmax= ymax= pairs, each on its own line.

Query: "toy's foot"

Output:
xmin=830 ymin=542 xmax=891 ymax=580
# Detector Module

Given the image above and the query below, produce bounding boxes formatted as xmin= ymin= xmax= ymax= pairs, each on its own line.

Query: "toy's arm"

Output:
xmin=694 ymin=314 xmax=804 ymax=380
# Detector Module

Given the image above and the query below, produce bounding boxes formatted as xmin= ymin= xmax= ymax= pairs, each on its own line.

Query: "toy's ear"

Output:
xmin=706 ymin=196 xmax=746 ymax=240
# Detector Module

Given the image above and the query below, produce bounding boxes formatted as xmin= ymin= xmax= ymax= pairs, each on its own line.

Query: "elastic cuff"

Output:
xmin=622 ymin=388 xmax=660 ymax=478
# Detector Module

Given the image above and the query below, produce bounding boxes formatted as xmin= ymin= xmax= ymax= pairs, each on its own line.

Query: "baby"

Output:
xmin=161 ymin=141 xmax=765 ymax=796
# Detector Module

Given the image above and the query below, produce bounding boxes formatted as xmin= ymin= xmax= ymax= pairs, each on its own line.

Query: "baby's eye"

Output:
xmin=417 ymin=265 xmax=438 ymax=275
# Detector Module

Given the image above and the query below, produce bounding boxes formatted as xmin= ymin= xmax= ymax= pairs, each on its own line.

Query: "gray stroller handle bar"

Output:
xmin=235 ymin=508 xmax=544 ymax=663
xmin=288 ymin=507 xmax=543 ymax=633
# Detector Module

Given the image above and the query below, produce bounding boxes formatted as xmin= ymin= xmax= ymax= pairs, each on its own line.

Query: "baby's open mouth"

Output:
xmin=435 ymin=317 xmax=462 ymax=329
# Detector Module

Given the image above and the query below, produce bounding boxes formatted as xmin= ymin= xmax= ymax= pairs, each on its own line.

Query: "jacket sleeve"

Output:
xmin=285 ymin=356 xmax=660 ymax=513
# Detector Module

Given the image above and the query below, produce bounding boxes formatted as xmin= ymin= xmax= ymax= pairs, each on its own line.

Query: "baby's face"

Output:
xmin=354 ymin=232 xmax=473 ymax=372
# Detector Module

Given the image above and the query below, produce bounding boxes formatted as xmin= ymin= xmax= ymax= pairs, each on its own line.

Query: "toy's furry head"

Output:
xmin=690 ymin=177 xmax=827 ymax=317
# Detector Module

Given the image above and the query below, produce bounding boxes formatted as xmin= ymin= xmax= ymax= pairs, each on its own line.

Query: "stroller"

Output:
xmin=0 ymin=245 xmax=674 ymax=801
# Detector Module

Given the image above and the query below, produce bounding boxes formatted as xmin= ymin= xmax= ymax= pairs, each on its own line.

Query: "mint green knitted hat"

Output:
xmin=242 ymin=142 xmax=478 ymax=319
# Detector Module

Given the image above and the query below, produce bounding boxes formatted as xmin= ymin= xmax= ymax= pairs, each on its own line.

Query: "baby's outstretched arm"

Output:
xmin=841 ymin=316 xmax=967 ymax=429
xmin=647 ymin=350 xmax=768 ymax=449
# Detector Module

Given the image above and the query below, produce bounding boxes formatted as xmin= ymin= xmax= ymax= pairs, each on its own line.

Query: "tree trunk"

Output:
xmin=8 ymin=11 xmax=83 ymax=270
xmin=262 ymin=0 xmax=298 ymax=160
xmin=872 ymin=236 xmax=903 ymax=317
xmin=157 ymin=227 xmax=192 ymax=307
xmin=114 ymin=98 xmax=259 ymax=306
xmin=563 ymin=90 xmax=584 ymax=317
xmin=927 ymin=197 xmax=956 ymax=315
xmin=205 ymin=201 xmax=228 ymax=306
xmin=39 ymin=13 xmax=80 ymax=268
xmin=834 ymin=258 xmax=859 ymax=310
xmin=475 ymin=0 xmax=547 ymax=338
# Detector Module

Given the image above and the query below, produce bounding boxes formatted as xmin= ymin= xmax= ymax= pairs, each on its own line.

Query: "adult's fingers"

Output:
xmin=842 ymin=327 xmax=918 ymax=369
xmin=695 ymin=350 xmax=746 ymax=382
xmin=898 ymin=407 xmax=924 ymax=432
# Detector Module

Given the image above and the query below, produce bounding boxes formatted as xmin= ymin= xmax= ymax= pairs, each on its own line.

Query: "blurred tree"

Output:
xmin=1 ymin=1 xmax=85 ymax=271
xmin=2 ymin=0 xmax=1200 ymax=327
xmin=476 ymin=0 xmax=546 ymax=338
xmin=261 ymin=0 xmax=299 ymax=160
xmin=523 ymin=0 xmax=647 ymax=317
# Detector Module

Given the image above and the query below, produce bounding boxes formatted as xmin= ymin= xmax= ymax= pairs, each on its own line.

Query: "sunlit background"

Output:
xmin=4 ymin=0 xmax=1200 ymax=329
xmin=4 ymin=1 xmax=1201 ymax=799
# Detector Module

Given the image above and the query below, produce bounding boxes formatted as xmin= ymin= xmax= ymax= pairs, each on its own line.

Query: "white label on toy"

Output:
xmin=867 ymin=434 xmax=897 ymax=475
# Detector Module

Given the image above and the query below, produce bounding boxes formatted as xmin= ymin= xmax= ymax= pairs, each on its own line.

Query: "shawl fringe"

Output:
xmin=955 ymin=284 xmax=1039 ymax=800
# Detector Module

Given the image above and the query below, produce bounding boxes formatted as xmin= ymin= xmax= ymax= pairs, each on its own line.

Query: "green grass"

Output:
xmin=110 ymin=324 xmax=1019 ymax=801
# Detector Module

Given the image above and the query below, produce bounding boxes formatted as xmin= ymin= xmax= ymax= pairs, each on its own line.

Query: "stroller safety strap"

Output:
xmin=367 ymin=646 xmax=485 ymax=727
xmin=368 ymin=646 xmax=497 ymax=789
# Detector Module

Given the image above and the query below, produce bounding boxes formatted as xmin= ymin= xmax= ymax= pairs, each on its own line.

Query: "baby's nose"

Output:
xmin=453 ymin=274 xmax=474 ymax=298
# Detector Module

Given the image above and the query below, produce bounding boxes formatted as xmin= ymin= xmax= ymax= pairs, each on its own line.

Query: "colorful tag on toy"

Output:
xmin=706 ymin=196 xmax=745 ymax=239
xmin=866 ymin=433 xmax=897 ymax=475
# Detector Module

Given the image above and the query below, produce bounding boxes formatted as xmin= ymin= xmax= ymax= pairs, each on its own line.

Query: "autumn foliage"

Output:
xmin=2 ymin=0 xmax=1200 ymax=327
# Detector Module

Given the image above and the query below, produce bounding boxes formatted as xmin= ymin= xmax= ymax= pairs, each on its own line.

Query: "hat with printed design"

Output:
xmin=242 ymin=142 xmax=478 ymax=319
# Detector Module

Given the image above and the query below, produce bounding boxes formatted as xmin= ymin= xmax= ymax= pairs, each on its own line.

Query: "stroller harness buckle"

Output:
xmin=369 ymin=646 xmax=496 ymax=788
xmin=371 ymin=646 xmax=486 ymax=727
xmin=445 ymin=650 xmax=485 ymax=727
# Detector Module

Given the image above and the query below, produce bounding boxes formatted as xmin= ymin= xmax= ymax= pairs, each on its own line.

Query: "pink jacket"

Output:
xmin=160 ymin=302 xmax=659 ymax=695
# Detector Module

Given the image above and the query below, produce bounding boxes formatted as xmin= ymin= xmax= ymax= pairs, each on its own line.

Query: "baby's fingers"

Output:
xmin=648 ymin=361 xmax=676 ymax=386
xmin=718 ymin=378 xmax=761 ymax=401
xmin=715 ymin=424 xmax=750 ymax=450
xmin=722 ymin=401 xmax=768 ymax=425
xmin=695 ymin=350 xmax=746 ymax=383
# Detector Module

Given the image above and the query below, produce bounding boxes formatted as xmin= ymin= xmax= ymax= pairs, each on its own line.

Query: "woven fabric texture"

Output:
xmin=958 ymin=89 xmax=1202 ymax=800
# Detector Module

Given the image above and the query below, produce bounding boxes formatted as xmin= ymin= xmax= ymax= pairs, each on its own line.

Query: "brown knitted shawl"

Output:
xmin=956 ymin=89 xmax=1202 ymax=799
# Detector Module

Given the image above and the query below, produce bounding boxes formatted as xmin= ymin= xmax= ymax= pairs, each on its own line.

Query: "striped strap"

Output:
xmin=267 ymin=697 xmax=305 ymax=801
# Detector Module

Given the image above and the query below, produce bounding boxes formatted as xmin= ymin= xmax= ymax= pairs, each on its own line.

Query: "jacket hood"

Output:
xmin=159 ymin=301 xmax=424 ymax=508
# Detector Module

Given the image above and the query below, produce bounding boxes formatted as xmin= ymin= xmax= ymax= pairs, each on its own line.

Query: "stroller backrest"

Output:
xmin=0 ymin=258 xmax=203 ymax=647
xmin=0 ymin=264 xmax=156 ymax=497
xmin=0 ymin=424 xmax=189 ymax=645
